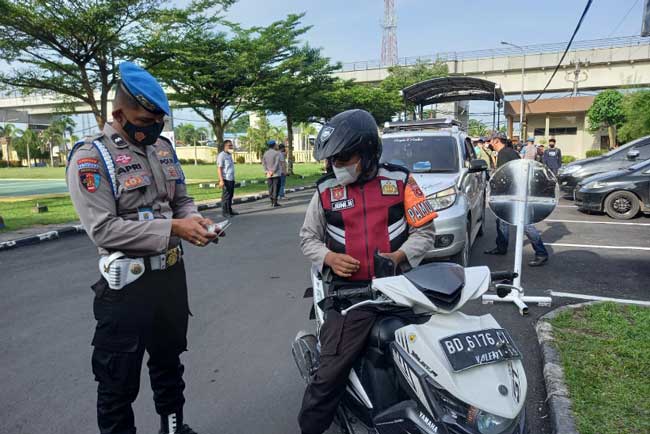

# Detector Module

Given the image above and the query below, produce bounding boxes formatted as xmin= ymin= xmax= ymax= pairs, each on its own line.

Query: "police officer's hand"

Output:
xmin=325 ymin=252 xmax=361 ymax=278
xmin=171 ymin=216 xmax=217 ymax=247
xmin=219 ymin=180 xmax=225 ymax=188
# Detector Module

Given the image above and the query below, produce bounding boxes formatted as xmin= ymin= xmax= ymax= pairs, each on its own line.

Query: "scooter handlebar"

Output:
xmin=490 ymin=271 xmax=518 ymax=282
xmin=332 ymin=286 xmax=374 ymax=299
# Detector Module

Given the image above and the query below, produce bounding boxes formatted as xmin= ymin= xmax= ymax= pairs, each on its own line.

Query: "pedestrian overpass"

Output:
xmin=1 ymin=36 xmax=650 ymax=119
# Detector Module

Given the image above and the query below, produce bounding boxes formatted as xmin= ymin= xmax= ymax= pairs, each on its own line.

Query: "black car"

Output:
xmin=575 ymin=158 xmax=650 ymax=219
xmin=558 ymin=135 xmax=650 ymax=196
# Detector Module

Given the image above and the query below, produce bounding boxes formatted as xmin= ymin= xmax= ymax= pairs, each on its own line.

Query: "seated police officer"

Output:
xmin=298 ymin=109 xmax=437 ymax=434
xmin=67 ymin=62 xmax=219 ymax=434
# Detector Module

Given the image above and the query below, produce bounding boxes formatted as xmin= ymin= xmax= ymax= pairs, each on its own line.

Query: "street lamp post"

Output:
xmin=501 ymin=41 xmax=526 ymax=140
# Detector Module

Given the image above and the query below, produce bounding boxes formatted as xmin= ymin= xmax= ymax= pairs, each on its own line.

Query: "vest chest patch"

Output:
xmin=330 ymin=185 xmax=347 ymax=202
xmin=381 ymin=179 xmax=399 ymax=196
xmin=332 ymin=199 xmax=355 ymax=211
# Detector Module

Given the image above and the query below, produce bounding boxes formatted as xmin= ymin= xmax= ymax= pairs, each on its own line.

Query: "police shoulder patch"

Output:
xmin=80 ymin=172 xmax=101 ymax=193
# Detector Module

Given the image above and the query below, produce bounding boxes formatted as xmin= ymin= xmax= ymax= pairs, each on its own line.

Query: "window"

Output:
xmin=533 ymin=127 xmax=578 ymax=136
xmin=381 ymin=136 xmax=459 ymax=173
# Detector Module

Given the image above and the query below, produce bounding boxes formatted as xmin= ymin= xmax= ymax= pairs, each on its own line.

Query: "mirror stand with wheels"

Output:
xmin=482 ymin=159 xmax=555 ymax=315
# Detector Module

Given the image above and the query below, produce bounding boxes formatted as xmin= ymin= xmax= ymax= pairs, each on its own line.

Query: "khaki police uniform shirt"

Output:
xmin=300 ymin=192 xmax=436 ymax=272
xmin=67 ymin=123 xmax=200 ymax=257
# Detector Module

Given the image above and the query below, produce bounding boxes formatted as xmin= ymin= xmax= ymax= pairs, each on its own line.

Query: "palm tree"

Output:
xmin=0 ymin=123 xmax=19 ymax=165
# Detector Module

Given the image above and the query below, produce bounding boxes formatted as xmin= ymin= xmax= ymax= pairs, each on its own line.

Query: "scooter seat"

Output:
xmin=403 ymin=262 xmax=465 ymax=310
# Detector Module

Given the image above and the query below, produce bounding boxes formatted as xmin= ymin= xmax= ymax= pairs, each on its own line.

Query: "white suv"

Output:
xmin=381 ymin=119 xmax=488 ymax=265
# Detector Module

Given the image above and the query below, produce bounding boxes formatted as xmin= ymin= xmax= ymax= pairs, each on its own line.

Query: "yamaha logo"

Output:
xmin=320 ymin=126 xmax=334 ymax=142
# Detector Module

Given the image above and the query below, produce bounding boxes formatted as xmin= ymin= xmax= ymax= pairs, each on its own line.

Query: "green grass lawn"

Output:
xmin=550 ymin=302 xmax=650 ymax=434
xmin=0 ymin=172 xmax=321 ymax=233
xmin=0 ymin=163 xmax=324 ymax=182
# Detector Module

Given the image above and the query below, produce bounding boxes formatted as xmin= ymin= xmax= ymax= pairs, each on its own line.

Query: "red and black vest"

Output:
xmin=318 ymin=164 xmax=414 ymax=281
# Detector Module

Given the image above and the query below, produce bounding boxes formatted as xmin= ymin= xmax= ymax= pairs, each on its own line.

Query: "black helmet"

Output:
xmin=314 ymin=109 xmax=381 ymax=174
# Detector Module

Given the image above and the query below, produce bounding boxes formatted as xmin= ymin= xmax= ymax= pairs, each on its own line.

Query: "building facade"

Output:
xmin=505 ymin=96 xmax=608 ymax=158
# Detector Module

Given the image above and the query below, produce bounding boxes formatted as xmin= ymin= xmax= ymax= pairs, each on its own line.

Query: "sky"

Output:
xmin=174 ymin=0 xmax=647 ymax=133
xmin=4 ymin=0 xmax=647 ymax=135
xmin=222 ymin=0 xmax=644 ymax=64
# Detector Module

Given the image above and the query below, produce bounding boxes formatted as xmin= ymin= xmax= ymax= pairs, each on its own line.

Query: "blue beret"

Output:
xmin=267 ymin=139 xmax=276 ymax=146
xmin=118 ymin=62 xmax=170 ymax=115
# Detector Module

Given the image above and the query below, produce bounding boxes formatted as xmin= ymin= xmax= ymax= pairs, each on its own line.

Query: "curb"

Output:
xmin=0 ymin=185 xmax=315 ymax=252
xmin=536 ymin=301 xmax=602 ymax=434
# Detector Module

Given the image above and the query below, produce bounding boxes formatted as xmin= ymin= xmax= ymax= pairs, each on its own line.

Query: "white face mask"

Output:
xmin=332 ymin=161 xmax=360 ymax=186
xmin=225 ymin=148 xmax=234 ymax=154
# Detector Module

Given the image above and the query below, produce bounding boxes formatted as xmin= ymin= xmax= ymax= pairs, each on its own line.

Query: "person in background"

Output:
xmin=262 ymin=139 xmax=282 ymax=207
xmin=217 ymin=139 xmax=238 ymax=217
xmin=484 ymin=132 xmax=549 ymax=267
xmin=521 ymin=137 xmax=537 ymax=160
xmin=543 ymin=138 xmax=562 ymax=175
xmin=511 ymin=136 xmax=522 ymax=154
xmin=278 ymin=143 xmax=288 ymax=200
xmin=536 ymin=144 xmax=545 ymax=163
xmin=474 ymin=138 xmax=494 ymax=171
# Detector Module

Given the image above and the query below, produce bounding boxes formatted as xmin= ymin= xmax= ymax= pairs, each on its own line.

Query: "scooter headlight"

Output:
xmin=469 ymin=407 xmax=517 ymax=434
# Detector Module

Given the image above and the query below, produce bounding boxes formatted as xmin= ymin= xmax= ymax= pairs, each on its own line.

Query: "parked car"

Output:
xmin=558 ymin=135 xmax=650 ymax=196
xmin=575 ymin=158 xmax=650 ymax=219
xmin=380 ymin=118 xmax=488 ymax=265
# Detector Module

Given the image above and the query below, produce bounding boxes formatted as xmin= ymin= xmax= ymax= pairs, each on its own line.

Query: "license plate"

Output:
xmin=439 ymin=328 xmax=521 ymax=372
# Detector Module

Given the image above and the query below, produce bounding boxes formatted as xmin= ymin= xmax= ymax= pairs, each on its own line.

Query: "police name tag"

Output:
xmin=137 ymin=207 xmax=154 ymax=221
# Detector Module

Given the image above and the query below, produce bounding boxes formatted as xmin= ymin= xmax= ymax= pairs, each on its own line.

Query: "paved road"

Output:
xmin=0 ymin=179 xmax=68 ymax=197
xmin=1 ymin=191 xmax=648 ymax=434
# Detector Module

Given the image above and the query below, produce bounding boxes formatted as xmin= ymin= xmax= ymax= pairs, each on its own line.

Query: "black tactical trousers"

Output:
xmin=91 ymin=261 xmax=190 ymax=434
xmin=221 ymin=180 xmax=235 ymax=215
xmin=298 ymin=308 xmax=378 ymax=434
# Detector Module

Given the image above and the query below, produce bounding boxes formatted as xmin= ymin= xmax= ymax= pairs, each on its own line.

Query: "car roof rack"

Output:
xmin=383 ymin=118 xmax=464 ymax=133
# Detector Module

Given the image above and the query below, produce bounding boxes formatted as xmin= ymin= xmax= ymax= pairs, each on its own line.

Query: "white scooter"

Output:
xmin=292 ymin=256 xmax=528 ymax=434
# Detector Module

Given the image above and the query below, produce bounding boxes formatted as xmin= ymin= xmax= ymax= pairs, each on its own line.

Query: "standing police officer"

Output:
xmin=67 ymin=62 xmax=219 ymax=434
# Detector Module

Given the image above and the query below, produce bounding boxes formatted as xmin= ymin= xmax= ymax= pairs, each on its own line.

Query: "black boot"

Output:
xmin=159 ymin=412 xmax=199 ymax=434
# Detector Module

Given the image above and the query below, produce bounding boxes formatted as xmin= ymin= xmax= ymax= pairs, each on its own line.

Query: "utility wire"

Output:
xmin=608 ymin=0 xmax=640 ymax=37
xmin=530 ymin=0 xmax=594 ymax=103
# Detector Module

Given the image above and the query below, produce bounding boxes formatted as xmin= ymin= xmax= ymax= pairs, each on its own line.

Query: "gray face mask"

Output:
xmin=332 ymin=162 xmax=360 ymax=186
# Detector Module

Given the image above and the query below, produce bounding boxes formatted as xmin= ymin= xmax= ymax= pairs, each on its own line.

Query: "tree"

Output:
xmin=618 ymin=90 xmax=650 ymax=143
xmin=142 ymin=14 xmax=309 ymax=145
xmin=0 ymin=1 xmax=232 ymax=129
xmin=587 ymin=90 xmax=625 ymax=148
xmin=14 ymin=128 xmax=46 ymax=164
xmin=468 ymin=119 xmax=490 ymax=137
xmin=319 ymin=80 xmax=402 ymax=125
xmin=255 ymin=45 xmax=339 ymax=174
xmin=243 ymin=112 xmax=275 ymax=155
xmin=226 ymin=114 xmax=250 ymax=135
xmin=381 ymin=60 xmax=449 ymax=117
xmin=42 ymin=116 xmax=75 ymax=166
xmin=0 ymin=123 xmax=19 ymax=164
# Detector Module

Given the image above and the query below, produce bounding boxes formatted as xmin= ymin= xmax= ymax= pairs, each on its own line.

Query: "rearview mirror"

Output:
xmin=627 ymin=149 xmax=640 ymax=160
xmin=468 ymin=159 xmax=488 ymax=173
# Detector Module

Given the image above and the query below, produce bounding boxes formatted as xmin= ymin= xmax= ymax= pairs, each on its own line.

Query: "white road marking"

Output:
xmin=546 ymin=242 xmax=650 ymax=251
xmin=549 ymin=291 xmax=650 ymax=307
xmin=556 ymin=205 xmax=577 ymax=208
xmin=544 ymin=219 xmax=650 ymax=227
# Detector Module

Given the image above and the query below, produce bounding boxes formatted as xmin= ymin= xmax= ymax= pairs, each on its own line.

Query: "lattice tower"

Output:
xmin=381 ymin=0 xmax=398 ymax=66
